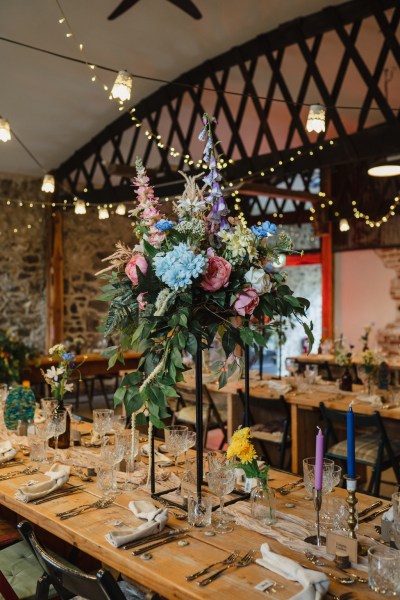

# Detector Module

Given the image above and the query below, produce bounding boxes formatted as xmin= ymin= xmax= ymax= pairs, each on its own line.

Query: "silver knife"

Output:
xmin=122 ymin=528 xmax=187 ymax=550
xmin=131 ymin=533 xmax=187 ymax=555
xmin=359 ymin=503 xmax=392 ymax=523
xmin=358 ymin=500 xmax=383 ymax=518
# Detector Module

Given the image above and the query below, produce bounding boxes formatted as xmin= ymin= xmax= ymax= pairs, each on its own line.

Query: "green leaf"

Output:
xmin=121 ymin=371 xmax=143 ymax=386
xmin=253 ymin=330 xmax=268 ymax=347
xmin=159 ymin=384 xmax=179 ymax=398
xmin=283 ymin=295 xmax=302 ymax=308
xmin=149 ymin=414 xmax=165 ymax=429
xmin=218 ymin=370 xmax=228 ymax=389
xmin=101 ymin=345 xmax=119 ymax=358
xmin=125 ymin=392 xmax=145 ymax=415
xmin=239 ymin=327 xmax=254 ymax=346
xmin=222 ymin=327 xmax=239 ymax=355
xmin=143 ymin=239 xmax=159 ymax=258
xmin=113 ymin=386 xmax=126 ymax=407
xmin=172 ymin=347 xmax=184 ymax=369
xmin=186 ymin=333 xmax=197 ymax=356
xmin=135 ymin=412 xmax=147 ymax=426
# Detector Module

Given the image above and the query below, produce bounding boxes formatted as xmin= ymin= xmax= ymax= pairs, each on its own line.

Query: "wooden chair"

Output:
xmin=172 ymin=384 xmax=227 ymax=449
xmin=17 ymin=521 xmax=146 ymax=600
xmin=319 ymin=402 xmax=400 ymax=497
xmin=238 ymin=390 xmax=291 ymax=470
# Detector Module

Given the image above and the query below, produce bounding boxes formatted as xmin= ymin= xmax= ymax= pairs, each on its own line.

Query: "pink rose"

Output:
xmin=200 ymin=256 xmax=232 ymax=292
xmin=137 ymin=292 xmax=148 ymax=311
xmin=232 ymin=288 xmax=259 ymax=316
xmin=125 ymin=255 xmax=148 ymax=285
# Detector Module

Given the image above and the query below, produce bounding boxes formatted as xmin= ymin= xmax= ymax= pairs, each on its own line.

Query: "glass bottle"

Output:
xmin=48 ymin=399 xmax=70 ymax=449
xmin=250 ymin=479 xmax=276 ymax=525
xmin=339 ymin=366 xmax=353 ymax=392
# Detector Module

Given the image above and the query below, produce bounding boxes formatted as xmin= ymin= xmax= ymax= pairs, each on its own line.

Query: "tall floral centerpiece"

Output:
xmin=98 ymin=114 xmax=313 ymax=448
xmin=334 ymin=337 xmax=354 ymax=391
xmin=0 ymin=328 xmax=35 ymax=385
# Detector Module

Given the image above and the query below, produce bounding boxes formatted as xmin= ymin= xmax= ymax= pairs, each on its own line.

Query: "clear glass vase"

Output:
xmin=250 ymin=479 xmax=276 ymax=525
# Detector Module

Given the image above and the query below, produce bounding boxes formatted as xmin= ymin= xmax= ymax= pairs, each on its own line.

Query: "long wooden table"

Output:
xmin=23 ymin=352 xmax=141 ymax=384
xmin=0 ymin=447 xmax=388 ymax=599
xmin=181 ymin=376 xmax=400 ymax=473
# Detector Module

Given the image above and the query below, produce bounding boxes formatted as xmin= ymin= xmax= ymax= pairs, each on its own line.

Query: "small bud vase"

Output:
xmin=250 ymin=479 xmax=276 ymax=525
xmin=339 ymin=366 xmax=353 ymax=392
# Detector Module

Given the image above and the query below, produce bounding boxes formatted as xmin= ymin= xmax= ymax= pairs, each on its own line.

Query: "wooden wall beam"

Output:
xmin=46 ymin=213 xmax=64 ymax=347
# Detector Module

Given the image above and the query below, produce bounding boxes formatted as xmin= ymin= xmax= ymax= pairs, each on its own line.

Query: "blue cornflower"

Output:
xmin=154 ymin=243 xmax=207 ymax=290
xmin=61 ymin=352 xmax=75 ymax=361
xmin=155 ymin=219 xmax=174 ymax=232
xmin=251 ymin=221 xmax=277 ymax=239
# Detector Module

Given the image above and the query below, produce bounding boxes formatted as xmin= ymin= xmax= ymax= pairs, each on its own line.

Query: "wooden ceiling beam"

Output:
xmin=238 ymin=183 xmax=320 ymax=204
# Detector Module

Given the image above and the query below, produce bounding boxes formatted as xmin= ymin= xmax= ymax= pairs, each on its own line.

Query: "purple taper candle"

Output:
xmin=314 ymin=426 xmax=324 ymax=490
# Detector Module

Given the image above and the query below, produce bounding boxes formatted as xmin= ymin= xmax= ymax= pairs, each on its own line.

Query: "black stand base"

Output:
xmin=304 ymin=534 xmax=326 ymax=546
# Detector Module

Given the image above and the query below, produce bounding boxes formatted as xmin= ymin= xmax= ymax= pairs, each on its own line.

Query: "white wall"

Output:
xmin=334 ymin=249 xmax=398 ymax=350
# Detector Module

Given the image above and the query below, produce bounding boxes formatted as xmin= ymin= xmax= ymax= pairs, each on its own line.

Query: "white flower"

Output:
xmin=64 ymin=382 xmax=74 ymax=393
xmin=49 ymin=344 xmax=66 ymax=355
xmin=45 ymin=366 xmax=65 ymax=381
xmin=244 ymin=267 xmax=271 ymax=295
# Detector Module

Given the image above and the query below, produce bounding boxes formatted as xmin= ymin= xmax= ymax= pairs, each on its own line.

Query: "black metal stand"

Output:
xmin=150 ymin=422 xmax=155 ymax=495
xmin=304 ymin=488 xmax=326 ymax=546
xmin=243 ymin=343 xmax=250 ymax=427
xmin=195 ymin=344 xmax=203 ymax=500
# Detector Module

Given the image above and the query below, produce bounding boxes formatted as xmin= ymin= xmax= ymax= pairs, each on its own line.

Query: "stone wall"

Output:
xmin=0 ymin=176 xmax=47 ymax=351
xmin=62 ymin=212 xmax=134 ymax=351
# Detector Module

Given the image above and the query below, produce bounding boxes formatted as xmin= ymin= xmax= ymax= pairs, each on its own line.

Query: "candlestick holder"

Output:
xmin=344 ymin=474 xmax=367 ymax=557
xmin=304 ymin=488 xmax=326 ymax=546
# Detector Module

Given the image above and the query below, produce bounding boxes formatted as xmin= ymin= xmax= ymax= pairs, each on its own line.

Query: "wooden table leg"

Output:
xmin=291 ymin=404 xmax=299 ymax=474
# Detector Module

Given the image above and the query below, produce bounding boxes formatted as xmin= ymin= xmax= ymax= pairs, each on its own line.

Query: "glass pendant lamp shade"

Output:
xmin=306 ymin=104 xmax=326 ymax=133
xmin=0 ymin=118 xmax=11 ymax=142
xmin=99 ymin=207 xmax=110 ymax=220
xmin=41 ymin=174 xmax=55 ymax=193
xmin=74 ymin=200 xmax=86 ymax=215
xmin=111 ymin=71 xmax=133 ymax=102
xmin=116 ymin=203 xmax=126 ymax=215
xmin=339 ymin=218 xmax=350 ymax=232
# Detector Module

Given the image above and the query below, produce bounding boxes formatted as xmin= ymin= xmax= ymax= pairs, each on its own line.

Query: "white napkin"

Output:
xmin=105 ymin=500 xmax=168 ymax=547
xmin=141 ymin=444 xmax=173 ymax=464
xmin=356 ymin=394 xmax=381 ymax=405
xmin=0 ymin=440 xmax=17 ymax=463
xmin=267 ymin=381 xmax=292 ymax=395
xmin=15 ymin=463 xmax=70 ymax=503
xmin=382 ymin=507 xmax=394 ymax=521
xmin=256 ymin=543 xmax=329 ymax=600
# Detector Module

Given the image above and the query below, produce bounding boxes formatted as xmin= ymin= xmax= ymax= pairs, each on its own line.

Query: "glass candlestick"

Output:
xmin=304 ymin=488 xmax=325 ymax=546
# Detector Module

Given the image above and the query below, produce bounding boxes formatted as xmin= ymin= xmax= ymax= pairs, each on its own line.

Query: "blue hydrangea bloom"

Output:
xmin=154 ymin=243 xmax=207 ymax=289
xmin=155 ymin=219 xmax=174 ymax=232
xmin=61 ymin=352 xmax=75 ymax=361
xmin=251 ymin=221 xmax=277 ymax=239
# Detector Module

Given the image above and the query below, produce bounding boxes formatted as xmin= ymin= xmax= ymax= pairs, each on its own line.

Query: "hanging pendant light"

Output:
xmin=368 ymin=155 xmax=400 ymax=177
xmin=339 ymin=218 xmax=350 ymax=232
xmin=74 ymin=200 xmax=86 ymax=215
xmin=98 ymin=207 xmax=110 ymax=220
xmin=115 ymin=203 xmax=126 ymax=215
xmin=111 ymin=70 xmax=133 ymax=102
xmin=41 ymin=174 xmax=55 ymax=193
xmin=0 ymin=117 xmax=11 ymax=142
xmin=306 ymin=104 xmax=326 ymax=133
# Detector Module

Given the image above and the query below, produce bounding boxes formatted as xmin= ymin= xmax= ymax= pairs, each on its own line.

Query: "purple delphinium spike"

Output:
xmin=200 ymin=113 xmax=230 ymax=233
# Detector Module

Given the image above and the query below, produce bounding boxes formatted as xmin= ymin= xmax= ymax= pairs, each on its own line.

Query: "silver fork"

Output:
xmin=326 ymin=593 xmax=354 ymax=600
xmin=305 ymin=551 xmax=367 ymax=583
xmin=197 ymin=550 xmax=256 ymax=586
xmin=56 ymin=497 xmax=115 ymax=519
xmin=186 ymin=550 xmax=240 ymax=581
xmin=0 ymin=466 xmax=39 ymax=481
xmin=274 ymin=479 xmax=304 ymax=495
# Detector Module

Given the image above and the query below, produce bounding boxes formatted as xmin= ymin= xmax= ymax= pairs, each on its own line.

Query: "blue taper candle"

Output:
xmin=347 ymin=403 xmax=356 ymax=478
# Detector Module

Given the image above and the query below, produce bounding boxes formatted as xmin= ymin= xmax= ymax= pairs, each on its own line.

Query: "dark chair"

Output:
xmin=319 ymin=402 xmax=400 ymax=497
xmin=17 ymin=521 xmax=146 ymax=600
xmin=172 ymin=384 xmax=227 ymax=449
xmin=238 ymin=390 xmax=291 ymax=469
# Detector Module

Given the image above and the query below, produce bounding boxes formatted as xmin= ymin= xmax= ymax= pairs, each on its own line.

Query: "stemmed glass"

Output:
xmin=114 ymin=429 xmax=139 ymax=491
xmin=0 ymin=384 xmax=8 ymax=433
xmin=178 ymin=431 xmax=196 ymax=495
xmin=100 ymin=444 xmax=125 ymax=492
xmin=112 ymin=415 xmax=127 ymax=433
xmin=33 ymin=422 xmax=51 ymax=462
xmin=93 ymin=409 xmax=114 ymax=446
xmin=41 ymin=398 xmax=57 ymax=419
xmin=303 ymin=457 xmax=335 ymax=498
xmin=207 ymin=450 xmax=231 ymax=473
xmin=164 ymin=426 xmax=188 ymax=468
xmin=208 ymin=468 xmax=236 ymax=533
xmin=48 ymin=411 xmax=67 ymax=458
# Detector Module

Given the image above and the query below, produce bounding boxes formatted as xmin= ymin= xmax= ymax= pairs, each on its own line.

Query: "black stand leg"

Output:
xmin=243 ymin=344 xmax=250 ymax=427
xmin=150 ymin=421 xmax=155 ymax=495
xmin=195 ymin=344 xmax=203 ymax=500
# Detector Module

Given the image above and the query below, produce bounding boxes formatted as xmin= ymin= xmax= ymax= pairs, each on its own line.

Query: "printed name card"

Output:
xmin=326 ymin=531 xmax=358 ymax=563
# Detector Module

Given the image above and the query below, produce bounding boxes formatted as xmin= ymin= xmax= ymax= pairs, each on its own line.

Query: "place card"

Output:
xmin=326 ymin=531 xmax=358 ymax=563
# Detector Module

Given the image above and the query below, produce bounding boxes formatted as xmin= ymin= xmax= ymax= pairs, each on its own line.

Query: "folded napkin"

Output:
xmin=0 ymin=440 xmax=17 ymax=463
xmin=356 ymin=394 xmax=382 ymax=405
xmin=141 ymin=444 xmax=173 ymax=464
xmin=15 ymin=463 xmax=70 ymax=503
xmin=267 ymin=381 xmax=292 ymax=395
xmin=382 ymin=507 xmax=394 ymax=521
xmin=256 ymin=543 xmax=329 ymax=600
xmin=105 ymin=500 xmax=168 ymax=547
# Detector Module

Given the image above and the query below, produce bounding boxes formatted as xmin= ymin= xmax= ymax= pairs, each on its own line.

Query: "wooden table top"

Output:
xmin=0 ymin=441 xmax=390 ymax=599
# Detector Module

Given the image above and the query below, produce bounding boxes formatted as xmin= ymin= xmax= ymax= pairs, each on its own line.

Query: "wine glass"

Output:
xmin=112 ymin=415 xmax=127 ymax=433
xmin=48 ymin=411 xmax=67 ymax=458
xmin=286 ymin=358 xmax=299 ymax=377
xmin=207 ymin=450 xmax=231 ymax=473
xmin=303 ymin=457 xmax=335 ymax=498
xmin=179 ymin=431 xmax=196 ymax=496
xmin=114 ymin=429 xmax=139 ymax=491
xmin=208 ymin=468 xmax=236 ymax=533
xmin=93 ymin=409 xmax=114 ymax=446
xmin=41 ymin=398 xmax=57 ymax=419
xmin=0 ymin=384 xmax=8 ymax=433
xmin=164 ymin=426 xmax=188 ymax=468
xmin=100 ymin=444 xmax=125 ymax=492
